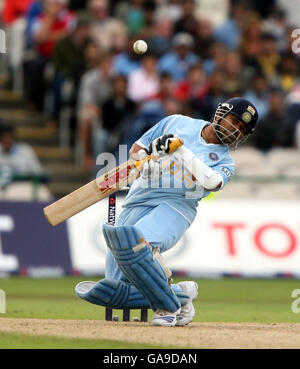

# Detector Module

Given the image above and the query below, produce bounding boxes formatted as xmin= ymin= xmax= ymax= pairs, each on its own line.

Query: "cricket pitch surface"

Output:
xmin=1 ymin=318 xmax=300 ymax=349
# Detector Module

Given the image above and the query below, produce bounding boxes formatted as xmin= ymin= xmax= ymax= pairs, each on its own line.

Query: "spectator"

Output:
xmin=173 ymin=63 xmax=208 ymax=103
xmin=214 ymin=1 xmax=250 ymax=50
xmin=101 ymin=75 xmax=136 ymax=153
xmin=84 ymin=39 xmax=104 ymax=69
xmin=158 ymin=32 xmax=199 ymax=81
xmin=142 ymin=0 xmax=157 ymax=32
xmin=195 ymin=69 xmax=227 ymax=120
xmin=146 ymin=17 xmax=174 ymax=58
xmin=78 ymin=52 xmax=113 ymax=170
xmin=1 ymin=0 xmax=300 ymax=173
xmin=25 ymin=0 xmax=43 ymax=48
xmin=194 ymin=18 xmax=215 ymax=60
xmin=126 ymin=0 xmax=145 ymax=35
xmin=163 ymin=97 xmax=183 ymax=116
xmin=286 ymin=85 xmax=300 ymax=143
xmin=32 ymin=0 xmax=74 ymax=59
xmin=274 ymin=53 xmax=300 ymax=93
xmin=127 ymin=53 xmax=160 ymax=102
xmin=2 ymin=0 xmax=34 ymax=92
xmin=88 ymin=0 xmax=127 ymax=53
xmin=51 ymin=11 xmax=92 ymax=128
xmin=154 ymin=0 xmax=182 ymax=23
xmin=77 ymin=49 xmax=114 ymax=120
xmin=0 ymin=125 xmax=44 ymax=188
xmin=252 ymin=90 xmax=292 ymax=152
xmin=27 ymin=0 xmax=75 ymax=111
xmin=120 ymin=99 xmax=165 ymax=150
xmin=202 ymin=42 xmax=228 ymax=76
xmin=194 ymin=0 xmax=229 ymax=28
xmin=239 ymin=12 xmax=262 ymax=66
xmin=173 ymin=63 xmax=209 ymax=116
xmin=263 ymin=6 xmax=287 ymax=53
xmin=256 ymin=32 xmax=281 ymax=80
xmin=223 ymin=51 xmax=253 ymax=95
xmin=2 ymin=0 xmax=33 ymax=25
xmin=173 ymin=0 xmax=198 ymax=37
xmin=151 ymin=72 xmax=175 ymax=102
xmin=244 ymin=73 xmax=270 ymax=119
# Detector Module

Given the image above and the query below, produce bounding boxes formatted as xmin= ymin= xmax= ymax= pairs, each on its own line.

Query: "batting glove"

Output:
xmin=148 ymin=134 xmax=176 ymax=157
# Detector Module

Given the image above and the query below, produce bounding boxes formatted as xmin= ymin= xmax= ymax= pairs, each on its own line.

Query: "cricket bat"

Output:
xmin=44 ymin=138 xmax=184 ymax=226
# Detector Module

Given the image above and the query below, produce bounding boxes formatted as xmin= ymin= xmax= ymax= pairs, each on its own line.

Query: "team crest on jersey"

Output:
xmin=209 ymin=152 xmax=219 ymax=161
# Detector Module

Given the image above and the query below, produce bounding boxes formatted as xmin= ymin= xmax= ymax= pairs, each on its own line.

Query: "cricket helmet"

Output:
xmin=212 ymin=97 xmax=259 ymax=148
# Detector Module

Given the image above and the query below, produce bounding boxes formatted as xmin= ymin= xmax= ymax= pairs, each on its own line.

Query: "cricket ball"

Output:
xmin=133 ymin=40 xmax=148 ymax=55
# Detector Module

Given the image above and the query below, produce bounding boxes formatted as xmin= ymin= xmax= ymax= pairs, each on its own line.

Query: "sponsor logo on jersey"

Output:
xmin=221 ymin=167 xmax=230 ymax=177
xmin=209 ymin=152 xmax=219 ymax=161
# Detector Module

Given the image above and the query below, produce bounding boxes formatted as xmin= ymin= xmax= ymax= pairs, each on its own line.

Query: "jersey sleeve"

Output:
xmin=212 ymin=160 xmax=235 ymax=190
xmin=136 ymin=115 xmax=179 ymax=149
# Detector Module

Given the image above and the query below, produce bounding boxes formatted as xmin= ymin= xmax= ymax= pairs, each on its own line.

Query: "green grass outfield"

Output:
xmin=0 ymin=332 xmax=175 ymax=349
xmin=0 ymin=276 xmax=300 ymax=348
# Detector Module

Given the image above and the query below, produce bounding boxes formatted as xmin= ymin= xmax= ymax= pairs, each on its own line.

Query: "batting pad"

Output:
xmin=102 ymin=224 xmax=181 ymax=312
xmin=75 ymin=279 xmax=189 ymax=309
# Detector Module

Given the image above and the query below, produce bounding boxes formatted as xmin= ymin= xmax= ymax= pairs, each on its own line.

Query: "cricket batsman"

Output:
xmin=76 ymin=97 xmax=259 ymax=326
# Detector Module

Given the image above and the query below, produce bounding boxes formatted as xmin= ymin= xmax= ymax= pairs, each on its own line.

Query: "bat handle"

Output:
xmin=168 ymin=137 xmax=184 ymax=154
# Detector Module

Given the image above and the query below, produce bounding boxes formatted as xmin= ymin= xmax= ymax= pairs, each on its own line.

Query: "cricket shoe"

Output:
xmin=175 ymin=281 xmax=198 ymax=326
xmin=151 ymin=308 xmax=180 ymax=327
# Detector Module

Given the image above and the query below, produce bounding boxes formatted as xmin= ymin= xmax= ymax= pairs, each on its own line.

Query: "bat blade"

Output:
xmin=43 ymin=160 xmax=137 ymax=226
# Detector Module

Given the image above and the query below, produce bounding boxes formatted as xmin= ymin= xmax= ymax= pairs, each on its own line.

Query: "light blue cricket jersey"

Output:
xmin=123 ymin=114 xmax=235 ymax=224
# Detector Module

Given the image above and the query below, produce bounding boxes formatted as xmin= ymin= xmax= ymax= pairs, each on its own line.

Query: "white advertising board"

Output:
xmin=67 ymin=198 xmax=300 ymax=277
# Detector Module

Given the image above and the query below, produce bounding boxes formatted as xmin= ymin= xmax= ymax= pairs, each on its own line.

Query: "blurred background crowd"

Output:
xmin=1 ymin=0 xmax=300 ymax=200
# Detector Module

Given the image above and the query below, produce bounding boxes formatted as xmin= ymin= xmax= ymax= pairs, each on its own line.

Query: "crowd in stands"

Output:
xmin=0 ymin=121 xmax=47 ymax=199
xmin=1 ymin=0 xmax=300 ymax=174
